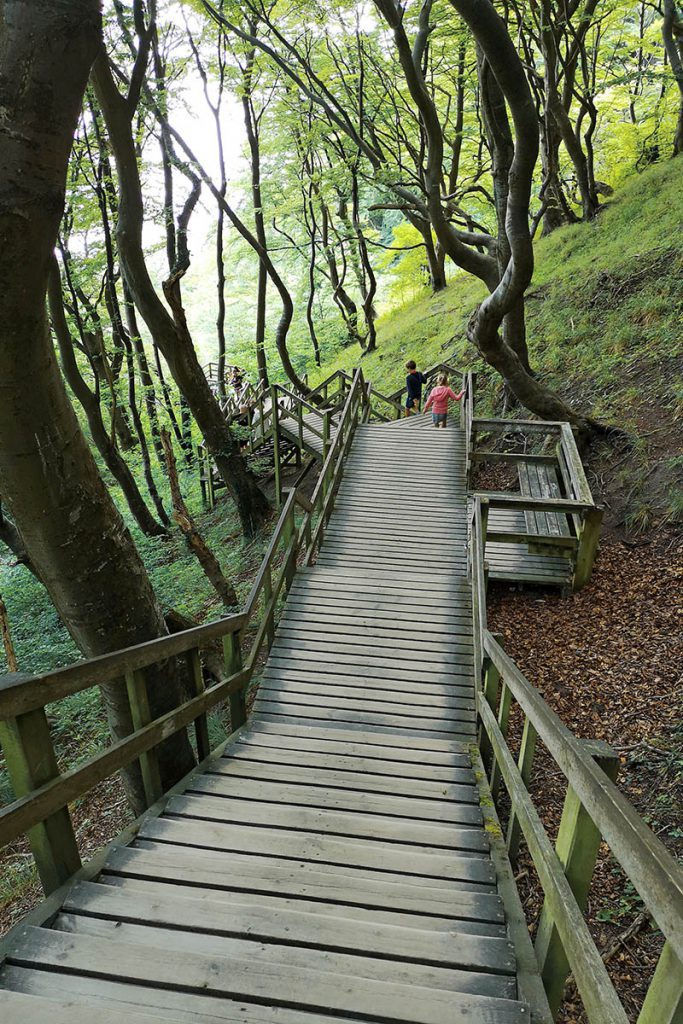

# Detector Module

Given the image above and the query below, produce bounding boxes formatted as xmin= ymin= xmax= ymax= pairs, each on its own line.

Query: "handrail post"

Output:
xmin=322 ymin=410 xmax=331 ymax=460
xmin=638 ymin=942 xmax=683 ymax=1024
xmin=187 ymin=647 xmax=210 ymax=762
xmin=507 ymin=715 xmax=538 ymax=864
xmin=270 ymin=385 xmax=281 ymax=510
xmin=282 ymin=501 xmax=297 ymax=591
xmin=124 ymin=668 xmax=164 ymax=808
xmin=0 ymin=683 xmax=81 ymax=894
xmin=262 ymin=563 xmax=275 ymax=650
xmin=535 ymin=739 xmax=620 ymax=1016
xmin=479 ymin=631 xmax=503 ymax=774
xmin=573 ymin=506 xmax=603 ymax=590
xmin=223 ymin=632 xmax=246 ymax=730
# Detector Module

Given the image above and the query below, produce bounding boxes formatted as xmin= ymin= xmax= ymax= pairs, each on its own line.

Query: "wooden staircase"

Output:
xmin=0 ymin=413 xmax=530 ymax=1023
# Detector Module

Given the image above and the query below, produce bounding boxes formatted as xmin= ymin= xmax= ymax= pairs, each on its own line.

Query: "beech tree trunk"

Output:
xmin=663 ymin=0 xmax=683 ymax=154
xmin=0 ymin=0 xmax=196 ymax=814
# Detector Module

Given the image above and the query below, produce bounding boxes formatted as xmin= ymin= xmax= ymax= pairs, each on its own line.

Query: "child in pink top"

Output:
xmin=424 ymin=373 xmax=465 ymax=428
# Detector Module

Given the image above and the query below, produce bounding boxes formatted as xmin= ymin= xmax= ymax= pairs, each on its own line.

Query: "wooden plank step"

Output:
xmin=138 ymin=817 xmax=493 ymax=882
xmin=261 ymin=654 xmax=473 ymax=685
xmin=185 ymin=772 xmax=479 ymax=817
xmin=243 ymin=720 xmax=466 ymax=752
xmin=252 ymin=692 xmax=475 ymax=727
xmin=251 ymin=703 xmax=476 ymax=736
xmin=105 ymin=845 xmax=505 ymax=923
xmin=256 ymin=680 xmax=474 ymax=711
xmin=168 ymin=791 xmax=483 ymax=845
xmin=227 ymin=740 xmax=474 ymax=780
xmin=61 ymin=881 xmax=515 ymax=976
xmin=270 ymin=631 xmax=472 ymax=661
xmin=276 ymin=611 xmax=474 ymax=642
xmin=52 ymin=913 xmax=517 ymax=1002
xmin=99 ymin=874 xmax=507 ymax=936
xmin=275 ymin=618 xmax=474 ymax=650
xmin=0 ymin=963 xmax=380 ymax=1024
xmin=236 ymin=728 xmax=472 ymax=765
xmin=258 ymin=667 xmax=473 ymax=699
xmin=165 ymin=786 xmax=485 ymax=851
xmin=4 ymin=927 xmax=530 ymax=1024
xmin=0 ymin=989 xmax=174 ymax=1024
xmin=209 ymin=756 xmax=477 ymax=796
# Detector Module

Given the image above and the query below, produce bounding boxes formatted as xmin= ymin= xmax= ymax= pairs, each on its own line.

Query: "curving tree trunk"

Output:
xmin=49 ymin=258 xmax=168 ymax=537
xmin=0 ymin=0 xmax=196 ymax=814
xmin=663 ymin=0 xmax=683 ymax=154
xmin=92 ymin=48 xmax=270 ymax=536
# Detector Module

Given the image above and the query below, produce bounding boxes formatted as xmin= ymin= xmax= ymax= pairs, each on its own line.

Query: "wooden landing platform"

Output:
xmin=486 ymin=506 xmax=573 ymax=586
xmin=279 ymin=409 xmax=339 ymax=460
xmin=0 ymin=414 xmax=530 ymax=1023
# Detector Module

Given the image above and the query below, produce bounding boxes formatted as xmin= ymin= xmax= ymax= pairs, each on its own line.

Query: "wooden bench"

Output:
xmin=517 ymin=463 xmax=576 ymax=556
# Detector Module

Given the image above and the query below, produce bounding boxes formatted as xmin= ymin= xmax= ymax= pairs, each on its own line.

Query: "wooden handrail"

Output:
xmin=0 ymin=666 xmax=250 ymax=851
xmin=0 ymin=613 xmax=246 ymax=719
xmin=468 ymin=446 xmax=683 ymax=1019
xmin=483 ymin=631 xmax=683 ymax=963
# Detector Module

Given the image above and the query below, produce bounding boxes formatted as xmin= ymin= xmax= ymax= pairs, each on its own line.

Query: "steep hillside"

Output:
xmin=315 ymin=159 xmax=683 ymax=531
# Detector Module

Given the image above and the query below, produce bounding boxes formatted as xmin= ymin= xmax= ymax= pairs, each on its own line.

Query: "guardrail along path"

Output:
xmin=0 ymin=412 xmax=530 ymax=1023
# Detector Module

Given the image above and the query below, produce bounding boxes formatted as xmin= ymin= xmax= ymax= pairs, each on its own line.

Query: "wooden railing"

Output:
xmin=0 ymin=369 xmax=370 ymax=899
xmin=469 ymin=495 xmax=683 ymax=1024
xmin=464 ymin=371 xmax=602 ymax=589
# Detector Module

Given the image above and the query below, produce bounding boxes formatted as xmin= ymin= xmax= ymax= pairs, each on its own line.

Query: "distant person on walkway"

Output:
xmin=424 ymin=373 xmax=465 ymax=428
xmin=404 ymin=360 xmax=428 ymax=416
xmin=229 ymin=365 xmax=246 ymax=397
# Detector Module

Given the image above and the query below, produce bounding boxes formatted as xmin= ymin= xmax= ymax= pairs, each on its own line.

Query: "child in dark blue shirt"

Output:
xmin=405 ymin=361 xmax=428 ymax=416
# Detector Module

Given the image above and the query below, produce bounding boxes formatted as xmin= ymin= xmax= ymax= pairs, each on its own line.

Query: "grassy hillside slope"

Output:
xmin=314 ymin=159 xmax=683 ymax=529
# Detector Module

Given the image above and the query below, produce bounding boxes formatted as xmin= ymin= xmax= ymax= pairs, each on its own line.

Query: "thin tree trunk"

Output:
xmin=122 ymin=283 xmax=167 ymax=472
xmin=0 ymin=502 xmax=40 ymax=580
xmin=49 ymin=259 xmax=167 ymax=538
xmin=92 ymin=50 xmax=270 ymax=536
xmin=0 ymin=595 xmax=19 ymax=673
xmin=161 ymin=430 xmax=238 ymax=607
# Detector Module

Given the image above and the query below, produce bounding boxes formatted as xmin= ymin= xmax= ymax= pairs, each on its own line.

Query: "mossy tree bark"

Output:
xmin=0 ymin=0 xmax=195 ymax=815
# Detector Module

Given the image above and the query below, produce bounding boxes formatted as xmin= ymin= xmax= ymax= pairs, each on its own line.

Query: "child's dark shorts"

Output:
xmin=432 ymin=412 xmax=447 ymax=425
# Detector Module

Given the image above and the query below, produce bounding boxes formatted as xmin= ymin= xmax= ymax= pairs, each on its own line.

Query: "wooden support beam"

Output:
xmin=222 ymin=633 xmax=246 ymax=731
xmin=0 ymin=687 xmax=81 ymax=894
xmin=124 ymin=669 xmax=163 ymax=808
xmin=535 ymin=739 xmax=620 ymax=1016
xmin=490 ymin=679 xmax=512 ymax=801
xmin=270 ymin=386 xmax=282 ymax=511
xmin=479 ymin=635 xmax=503 ymax=774
xmin=638 ymin=942 xmax=683 ymax=1024
xmin=186 ymin=648 xmax=210 ymax=762
xmin=507 ymin=717 xmax=538 ymax=864
xmin=573 ymin=506 xmax=604 ymax=590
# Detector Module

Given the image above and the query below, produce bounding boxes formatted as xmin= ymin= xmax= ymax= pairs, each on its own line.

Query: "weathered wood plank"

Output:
xmin=138 ymin=817 xmax=493 ymax=881
xmin=105 ymin=845 xmax=504 ymax=921
xmin=7 ymin=928 xmax=528 ymax=1024
xmin=61 ymin=880 xmax=515 ymax=975
xmin=210 ymin=755 xmax=476 ymax=795
xmin=100 ymin=873 xmax=506 ymax=935
xmin=0 ymin=989 xmax=172 ymax=1024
